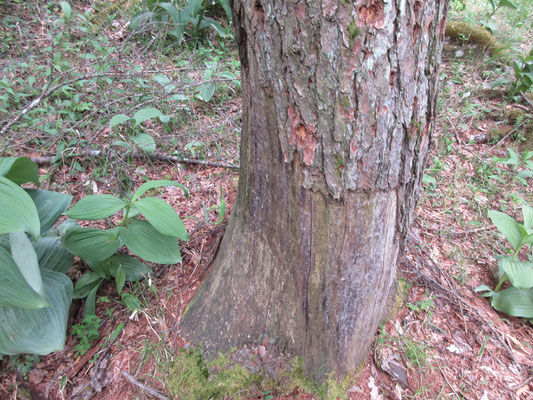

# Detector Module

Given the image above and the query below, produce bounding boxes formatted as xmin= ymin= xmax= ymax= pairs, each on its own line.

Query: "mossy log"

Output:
xmin=445 ymin=21 xmax=500 ymax=54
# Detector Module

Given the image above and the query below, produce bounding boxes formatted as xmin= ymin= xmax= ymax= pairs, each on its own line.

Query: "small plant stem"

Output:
xmin=493 ymin=273 xmax=507 ymax=292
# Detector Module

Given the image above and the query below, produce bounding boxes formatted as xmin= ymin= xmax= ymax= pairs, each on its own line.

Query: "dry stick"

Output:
xmin=30 ymin=149 xmax=239 ymax=170
xmin=121 ymin=372 xmax=169 ymax=400
xmin=448 ymin=225 xmax=496 ymax=238
xmin=478 ymin=119 xmax=527 ymax=159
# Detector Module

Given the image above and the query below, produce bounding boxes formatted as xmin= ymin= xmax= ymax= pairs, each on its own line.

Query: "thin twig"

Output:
xmin=121 ymin=372 xmax=169 ymax=400
xmin=30 ymin=149 xmax=239 ymax=170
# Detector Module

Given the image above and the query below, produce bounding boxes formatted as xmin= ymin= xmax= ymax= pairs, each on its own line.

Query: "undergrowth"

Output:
xmin=165 ymin=348 xmax=355 ymax=400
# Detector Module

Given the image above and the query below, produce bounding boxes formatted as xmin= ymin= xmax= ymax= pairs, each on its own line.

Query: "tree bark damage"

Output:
xmin=181 ymin=0 xmax=449 ymax=380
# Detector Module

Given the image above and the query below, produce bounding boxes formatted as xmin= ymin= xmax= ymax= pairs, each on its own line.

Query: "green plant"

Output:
xmin=130 ymin=0 xmax=231 ymax=45
xmin=491 ymin=148 xmax=533 ymax=186
xmin=487 ymin=0 xmax=517 ymax=16
xmin=109 ymin=107 xmax=169 ymax=155
xmin=71 ymin=314 xmax=101 ymax=358
xmin=476 ymin=206 xmax=533 ymax=320
xmin=64 ymin=179 xmax=189 ymax=315
xmin=492 ymin=49 xmax=533 ymax=100
xmin=0 ymin=156 xmax=74 ymax=356
xmin=8 ymin=354 xmax=40 ymax=379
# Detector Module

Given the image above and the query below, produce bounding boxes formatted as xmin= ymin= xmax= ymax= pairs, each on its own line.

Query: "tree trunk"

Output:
xmin=181 ymin=0 xmax=449 ymax=380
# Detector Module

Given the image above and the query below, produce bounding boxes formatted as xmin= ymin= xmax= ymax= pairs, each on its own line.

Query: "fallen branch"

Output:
xmin=30 ymin=149 xmax=239 ymax=170
xmin=121 ymin=372 xmax=170 ymax=400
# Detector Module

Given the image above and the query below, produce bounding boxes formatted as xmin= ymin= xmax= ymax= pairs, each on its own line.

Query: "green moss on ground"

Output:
xmin=445 ymin=21 xmax=501 ymax=54
xmin=165 ymin=348 xmax=358 ymax=399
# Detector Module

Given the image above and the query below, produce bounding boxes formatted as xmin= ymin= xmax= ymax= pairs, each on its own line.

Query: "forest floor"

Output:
xmin=0 ymin=0 xmax=532 ymax=399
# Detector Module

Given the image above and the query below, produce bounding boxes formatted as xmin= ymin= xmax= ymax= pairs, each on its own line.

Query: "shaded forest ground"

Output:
xmin=0 ymin=0 xmax=532 ymax=398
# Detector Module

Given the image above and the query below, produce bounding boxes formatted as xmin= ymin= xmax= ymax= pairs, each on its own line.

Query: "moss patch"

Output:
xmin=381 ymin=278 xmax=409 ymax=324
xmin=445 ymin=21 xmax=500 ymax=54
xmin=165 ymin=347 xmax=358 ymax=399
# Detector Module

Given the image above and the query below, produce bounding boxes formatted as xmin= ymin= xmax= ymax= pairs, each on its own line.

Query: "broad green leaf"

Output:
xmin=92 ymin=254 xmax=152 ymax=282
xmin=62 ymin=228 xmax=121 ymax=261
xmin=0 ymin=157 xmax=39 ymax=185
xmin=497 ymin=0 xmax=517 ymax=9
xmin=133 ymin=107 xmax=162 ymax=125
xmin=84 ymin=281 xmax=102 ymax=317
xmin=0 ymin=269 xmax=73 ymax=355
xmin=66 ymin=194 xmax=125 ymax=220
xmin=475 ymin=284 xmax=494 ymax=297
xmin=116 ymin=267 xmax=126 ymax=294
xmin=112 ymin=140 xmax=132 ymax=149
xmin=119 ymin=220 xmax=181 ymax=264
xmin=125 ymin=204 xmax=141 ymax=218
xmin=0 ymin=246 xmax=49 ymax=309
xmin=133 ymin=133 xmax=156 ymax=154
xmin=200 ymin=17 xmax=227 ymax=37
xmin=523 ymin=233 xmax=533 ymax=245
xmin=499 ymin=257 xmax=533 ymax=289
xmin=131 ymin=180 xmax=189 ymax=202
xmin=217 ymin=0 xmax=232 ymax=22
xmin=170 ymin=94 xmax=188 ymax=101
xmin=134 ymin=197 xmax=188 ymax=240
xmin=26 ymin=189 xmax=72 ymax=235
xmin=129 ymin=11 xmax=154 ymax=31
xmin=422 ymin=174 xmax=436 ymax=185
xmin=159 ymin=115 xmax=171 ymax=124
xmin=490 ymin=287 xmax=533 ymax=318
xmin=121 ymin=293 xmax=141 ymax=312
xmin=73 ymin=272 xmax=105 ymax=299
xmin=59 ymin=1 xmax=72 ymax=19
xmin=34 ymin=236 xmax=74 ymax=273
xmin=10 ymin=231 xmax=46 ymax=298
xmin=0 ymin=176 xmax=40 ymax=240
xmin=488 ymin=210 xmax=522 ymax=251
xmin=523 ymin=206 xmax=533 ymax=232
xmin=0 ymin=234 xmax=8 ymax=251
xmin=158 ymin=2 xmax=180 ymax=23
xmin=199 ymin=83 xmax=215 ymax=102
xmin=109 ymin=114 xmax=131 ymax=128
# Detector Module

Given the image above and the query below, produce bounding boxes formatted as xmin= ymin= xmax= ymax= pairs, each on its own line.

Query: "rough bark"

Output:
xmin=181 ymin=0 xmax=449 ymax=380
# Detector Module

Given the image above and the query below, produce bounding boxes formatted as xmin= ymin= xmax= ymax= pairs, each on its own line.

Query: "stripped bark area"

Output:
xmin=181 ymin=0 xmax=449 ymax=380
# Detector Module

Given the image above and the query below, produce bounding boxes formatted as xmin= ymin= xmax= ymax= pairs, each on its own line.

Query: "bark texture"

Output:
xmin=181 ymin=0 xmax=449 ymax=379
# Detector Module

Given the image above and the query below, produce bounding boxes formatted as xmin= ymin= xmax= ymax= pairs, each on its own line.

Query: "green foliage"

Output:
xmin=71 ymin=314 xmax=101 ymax=358
xmin=476 ymin=206 xmax=533 ymax=320
xmin=0 ymin=157 xmax=74 ymax=356
xmin=64 ymin=180 xmax=188 ymax=315
xmin=166 ymin=349 xmax=355 ymax=400
xmin=492 ymin=49 xmax=533 ymax=99
xmin=487 ymin=0 xmax=518 ymax=16
xmin=8 ymin=354 xmax=40 ymax=379
xmin=130 ymin=0 xmax=232 ymax=45
xmin=109 ymin=107 xmax=167 ymax=155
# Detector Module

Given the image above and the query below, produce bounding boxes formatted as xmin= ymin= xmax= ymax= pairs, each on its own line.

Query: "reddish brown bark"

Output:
xmin=181 ymin=0 xmax=449 ymax=380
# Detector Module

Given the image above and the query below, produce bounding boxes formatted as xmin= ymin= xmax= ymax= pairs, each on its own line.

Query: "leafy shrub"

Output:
xmin=492 ymin=49 xmax=533 ymax=100
xmin=0 ymin=156 xmax=189 ymax=355
xmin=476 ymin=206 xmax=533 ymax=321
xmin=130 ymin=0 xmax=232 ymax=45
xmin=63 ymin=179 xmax=189 ymax=315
